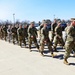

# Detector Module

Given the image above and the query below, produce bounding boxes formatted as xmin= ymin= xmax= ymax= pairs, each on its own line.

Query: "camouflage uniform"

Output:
xmin=64 ymin=25 xmax=75 ymax=64
xmin=0 ymin=26 xmax=2 ymax=39
xmin=53 ymin=23 xmax=65 ymax=51
xmin=65 ymin=22 xmax=71 ymax=38
xmin=3 ymin=25 xmax=8 ymax=41
xmin=22 ymin=25 xmax=28 ymax=47
xmin=17 ymin=26 xmax=23 ymax=47
xmin=28 ymin=23 xmax=39 ymax=52
xmin=11 ymin=26 xmax=18 ymax=44
xmin=7 ymin=25 xmax=12 ymax=42
xmin=0 ymin=26 xmax=4 ymax=40
xmin=50 ymin=21 xmax=57 ymax=42
xmin=40 ymin=24 xmax=54 ymax=57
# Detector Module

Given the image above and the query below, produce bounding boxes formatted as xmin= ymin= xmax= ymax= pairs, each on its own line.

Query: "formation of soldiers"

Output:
xmin=0 ymin=18 xmax=75 ymax=65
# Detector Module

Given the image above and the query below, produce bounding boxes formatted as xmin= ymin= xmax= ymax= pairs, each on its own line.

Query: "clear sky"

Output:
xmin=0 ymin=0 xmax=75 ymax=22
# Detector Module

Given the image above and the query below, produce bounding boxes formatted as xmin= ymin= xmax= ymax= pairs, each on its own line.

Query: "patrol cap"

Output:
xmin=41 ymin=19 xmax=46 ymax=25
xmin=30 ymin=21 xmax=35 ymax=24
xmin=44 ymin=22 xmax=47 ymax=25
xmin=57 ymin=20 xmax=61 ymax=23
xmin=71 ymin=18 xmax=75 ymax=21
xmin=19 ymin=24 xmax=22 ymax=27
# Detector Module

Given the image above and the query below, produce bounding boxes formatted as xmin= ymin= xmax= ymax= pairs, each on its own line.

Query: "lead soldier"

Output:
xmin=64 ymin=19 xmax=75 ymax=65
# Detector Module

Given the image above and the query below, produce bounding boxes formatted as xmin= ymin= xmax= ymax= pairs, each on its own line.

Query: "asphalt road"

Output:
xmin=0 ymin=39 xmax=75 ymax=75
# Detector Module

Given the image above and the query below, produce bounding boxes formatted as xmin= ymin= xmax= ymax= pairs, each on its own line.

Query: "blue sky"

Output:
xmin=0 ymin=0 xmax=75 ymax=22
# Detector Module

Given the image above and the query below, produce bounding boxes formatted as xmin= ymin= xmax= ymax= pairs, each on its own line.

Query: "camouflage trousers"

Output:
xmin=0 ymin=32 xmax=1 ymax=39
xmin=50 ymin=31 xmax=55 ymax=42
xmin=12 ymin=34 xmax=18 ymax=44
xmin=8 ymin=33 xmax=12 ymax=42
xmin=40 ymin=38 xmax=53 ymax=54
xmin=53 ymin=35 xmax=65 ymax=47
xmin=0 ymin=32 xmax=4 ymax=40
xmin=4 ymin=33 xmax=7 ymax=41
xmin=18 ymin=36 xmax=26 ymax=46
xmin=28 ymin=37 xmax=39 ymax=49
xmin=64 ymin=41 xmax=75 ymax=59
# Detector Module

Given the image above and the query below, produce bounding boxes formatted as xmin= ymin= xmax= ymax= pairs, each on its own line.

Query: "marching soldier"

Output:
xmin=22 ymin=24 xmax=28 ymax=47
xmin=11 ymin=25 xmax=18 ymax=44
xmin=64 ymin=22 xmax=71 ymax=41
xmin=50 ymin=19 xmax=57 ymax=42
xmin=17 ymin=24 xmax=23 ymax=47
xmin=64 ymin=19 xmax=75 ymax=65
xmin=3 ymin=25 xmax=8 ymax=41
xmin=7 ymin=25 xmax=12 ymax=42
xmin=0 ymin=26 xmax=4 ymax=40
xmin=53 ymin=21 xmax=65 ymax=52
xmin=28 ymin=22 xmax=39 ymax=52
xmin=40 ymin=22 xmax=54 ymax=57
xmin=0 ymin=26 xmax=2 ymax=39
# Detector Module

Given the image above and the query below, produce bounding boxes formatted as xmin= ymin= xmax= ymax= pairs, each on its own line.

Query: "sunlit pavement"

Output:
xmin=0 ymin=38 xmax=75 ymax=75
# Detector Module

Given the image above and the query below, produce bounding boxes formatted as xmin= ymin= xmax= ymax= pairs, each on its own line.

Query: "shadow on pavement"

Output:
xmin=31 ymin=50 xmax=39 ymax=52
xmin=53 ymin=54 xmax=64 ymax=60
xmin=69 ymin=63 xmax=75 ymax=66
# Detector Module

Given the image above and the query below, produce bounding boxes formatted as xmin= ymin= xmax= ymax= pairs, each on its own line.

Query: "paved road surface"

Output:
xmin=0 ymin=40 xmax=75 ymax=75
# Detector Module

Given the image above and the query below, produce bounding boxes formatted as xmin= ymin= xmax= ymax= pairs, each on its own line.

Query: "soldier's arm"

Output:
xmin=17 ymin=28 xmax=19 ymax=35
xmin=41 ymin=28 xmax=43 ymax=35
xmin=28 ymin=27 xmax=31 ymax=37
xmin=41 ymin=28 xmax=45 ymax=38
xmin=55 ymin=26 xmax=58 ymax=35
xmin=55 ymin=26 xmax=61 ymax=38
xmin=34 ymin=28 xmax=38 ymax=36
xmin=67 ymin=26 xmax=72 ymax=35
xmin=51 ymin=23 xmax=53 ymax=31
xmin=7 ymin=29 xmax=9 ymax=34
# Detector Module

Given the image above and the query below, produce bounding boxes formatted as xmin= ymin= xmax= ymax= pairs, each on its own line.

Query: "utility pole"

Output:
xmin=13 ymin=13 xmax=15 ymax=25
xmin=54 ymin=14 xmax=55 ymax=19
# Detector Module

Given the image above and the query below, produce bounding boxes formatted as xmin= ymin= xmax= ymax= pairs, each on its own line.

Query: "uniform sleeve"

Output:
xmin=55 ymin=26 xmax=58 ymax=32
xmin=51 ymin=23 xmax=53 ymax=31
xmin=28 ymin=27 xmax=31 ymax=37
xmin=67 ymin=26 xmax=72 ymax=35
xmin=17 ymin=28 xmax=19 ymax=35
xmin=34 ymin=28 xmax=38 ymax=36
xmin=41 ymin=28 xmax=43 ymax=35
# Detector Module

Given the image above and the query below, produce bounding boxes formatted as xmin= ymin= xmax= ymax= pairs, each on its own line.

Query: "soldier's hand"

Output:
xmin=59 ymin=36 xmax=61 ymax=39
xmin=12 ymin=33 xmax=14 ymax=35
xmin=57 ymin=35 xmax=61 ymax=39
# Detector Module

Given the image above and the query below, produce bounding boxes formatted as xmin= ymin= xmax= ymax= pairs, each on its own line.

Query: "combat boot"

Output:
xmin=37 ymin=46 xmax=40 ymax=52
xmin=41 ymin=51 xmax=44 ymax=56
xmin=13 ymin=41 xmax=15 ymax=44
xmin=63 ymin=59 xmax=69 ymax=65
xmin=51 ymin=53 xmax=55 ymax=58
xmin=53 ymin=46 xmax=58 ymax=52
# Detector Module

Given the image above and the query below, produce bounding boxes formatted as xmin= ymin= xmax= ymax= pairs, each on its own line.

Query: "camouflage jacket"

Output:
xmin=66 ymin=25 xmax=75 ymax=41
xmin=55 ymin=25 xmax=62 ymax=36
xmin=41 ymin=27 xmax=49 ymax=39
xmin=51 ymin=22 xmax=57 ymax=32
xmin=22 ymin=28 xmax=28 ymax=37
xmin=28 ymin=26 xmax=37 ymax=38
xmin=11 ymin=27 xmax=17 ymax=35
xmin=17 ymin=28 xmax=23 ymax=36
